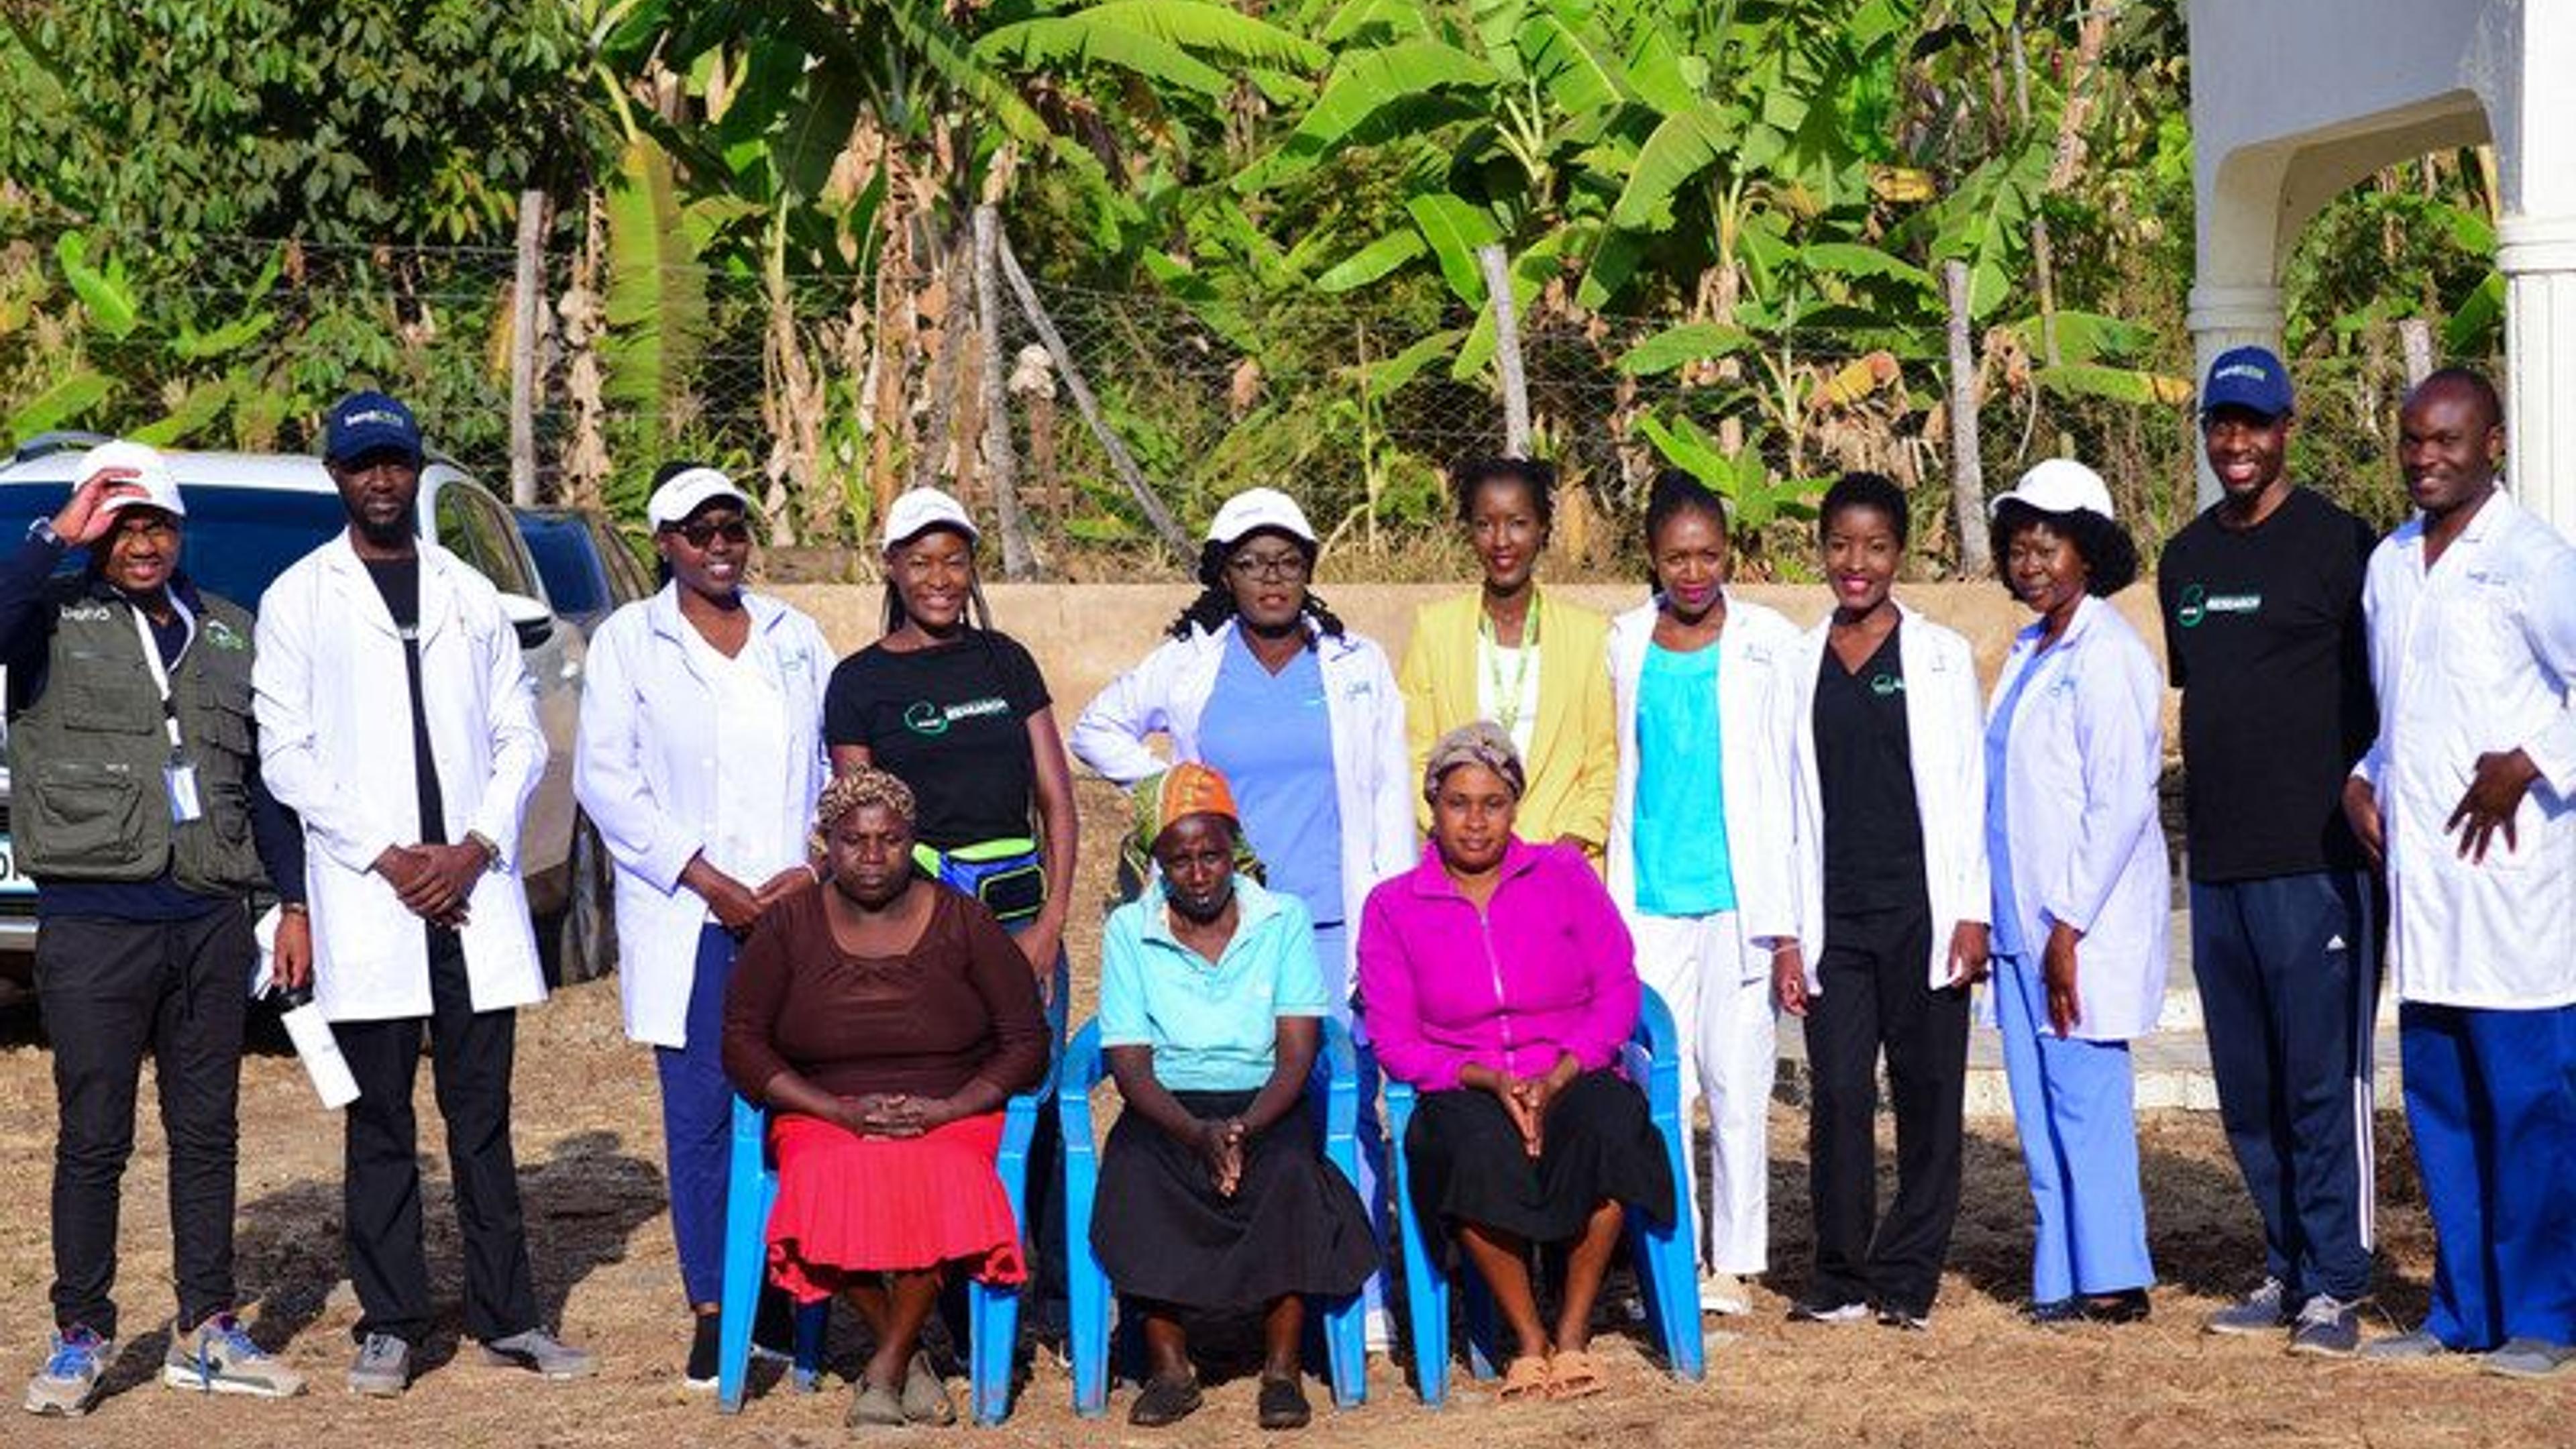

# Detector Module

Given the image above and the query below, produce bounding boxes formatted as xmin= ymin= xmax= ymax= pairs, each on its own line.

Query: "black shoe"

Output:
xmin=1877 ymin=1305 xmax=1931 ymax=1332
xmin=1256 ymin=1375 xmax=1311 ymax=1430
xmin=1785 ymin=1297 xmax=1871 ymax=1325
xmin=684 ymin=1314 xmax=720 ymax=1389
xmin=2024 ymin=1297 xmax=2085 ymax=1326
xmin=1128 ymin=1374 xmax=1203 ymax=1428
xmin=2082 ymin=1289 xmax=2152 ymax=1325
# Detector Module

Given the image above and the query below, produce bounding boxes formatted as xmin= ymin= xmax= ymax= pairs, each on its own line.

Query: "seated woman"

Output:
xmin=722 ymin=768 xmax=1049 ymax=1428
xmin=1093 ymin=762 xmax=1378 ymax=1431
xmin=1356 ymin=722 xmax=1674 ymax=1403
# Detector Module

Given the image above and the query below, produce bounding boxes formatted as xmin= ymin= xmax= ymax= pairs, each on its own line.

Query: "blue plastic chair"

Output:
xmin=1384 ymin=983 xmax=1704 ymax=1405
xmin=716 ymin=966 xmax=1069 ymax=1424
xmin=1057 ymin=1014 xmax=1370 ymax=1417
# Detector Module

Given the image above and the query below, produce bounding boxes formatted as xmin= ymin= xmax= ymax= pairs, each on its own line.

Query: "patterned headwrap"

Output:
xmin=809 ymin=765 xmax=918 ymax=855
xmin=1119 ymin=762 xmax=1265 ymax=891
xmin=1422 ymin=720 xmax=1527 ymax=803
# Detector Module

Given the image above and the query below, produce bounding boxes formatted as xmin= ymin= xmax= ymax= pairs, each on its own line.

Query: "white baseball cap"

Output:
xmin=883 ymin=487 xmax=979 ymax=548
xmin=1206 ymin=487 xmax=1315 ymax=547
xmin=645 ymin=466 xmax=750 ymax=528
xmin=78 ymin=439 xmax=186 ymax=519
xmin=1988 ymin=458 xmax=2116 ymax=522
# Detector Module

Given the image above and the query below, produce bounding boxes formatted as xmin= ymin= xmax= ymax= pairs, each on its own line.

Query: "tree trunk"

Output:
xmin=508 ymin=189 xmax=547 ymax=506
xmin=1944 ymin=261 xmax=1992 ymax=578
xmin=975 ymin=207 xmax=1037 ymax=580
xmin=1478 ymin=244 xmax=1531 ymax=455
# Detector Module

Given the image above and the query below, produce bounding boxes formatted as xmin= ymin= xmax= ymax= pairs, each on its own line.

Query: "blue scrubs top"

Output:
xmin=1984 ymin=647 xmax=2049 ymax=961
xmin=1200 ymin=632 xmax=1347 ymax=927
xmin=1633 ymin=641 xmax=1736 ymax=916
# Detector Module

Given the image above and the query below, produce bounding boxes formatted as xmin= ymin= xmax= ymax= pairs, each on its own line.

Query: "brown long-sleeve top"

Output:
xmin=722 ymin=882 xmax=1049 ymax=1106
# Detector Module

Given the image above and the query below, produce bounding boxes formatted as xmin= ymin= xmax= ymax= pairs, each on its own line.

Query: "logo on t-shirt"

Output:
xmin=2176 ymin=583 xmax=2261 ymax=628
xmin=1870 ymin=673 xmax=1904 ymax=698
xmin=902 ymin=696 xmax=1010 ymax=737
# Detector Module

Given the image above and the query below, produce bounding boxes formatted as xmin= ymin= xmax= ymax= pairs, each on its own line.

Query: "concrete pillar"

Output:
xmin=2498 ymin=215 xmax=2576 ymax=539
xmin=2185 ymin=283 xmax=2288 ymax=510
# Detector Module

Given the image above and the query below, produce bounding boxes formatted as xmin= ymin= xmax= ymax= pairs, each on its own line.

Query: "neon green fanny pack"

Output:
xmin=913 ymin=837 xmax=1046 ymax=922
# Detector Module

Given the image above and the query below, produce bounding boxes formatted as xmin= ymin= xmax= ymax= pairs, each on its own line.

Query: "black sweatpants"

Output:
xmin=37 ymin=906 xmax=255 ymax=1340
xmin=335 ymin=926 xmax=539 ymax=1345
xmin=1801 ymin=903 xmax=1969 ymax=1316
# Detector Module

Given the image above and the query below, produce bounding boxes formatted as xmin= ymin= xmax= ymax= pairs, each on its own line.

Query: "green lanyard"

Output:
xmin=1478 ymin=591 xmax=1542 ymax=741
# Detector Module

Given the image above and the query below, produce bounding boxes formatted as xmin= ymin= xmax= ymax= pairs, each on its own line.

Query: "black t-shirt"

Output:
xmin=362 ymin=555 xmax=447 ymax=849
xmin=1813 ymin=625 xmax=1928 ymax=916
xmin=822 ymin=631 xmax=1051 ymax=851
xmin=2156 ymin=486 xmax=2378 ymax=881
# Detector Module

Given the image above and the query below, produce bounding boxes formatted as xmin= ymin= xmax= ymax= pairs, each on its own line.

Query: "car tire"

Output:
xmin=547 ymin=817 xmax=618 ymax=987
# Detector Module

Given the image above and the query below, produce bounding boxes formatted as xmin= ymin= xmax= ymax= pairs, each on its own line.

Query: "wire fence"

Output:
xmin=0 ymin=231 xmax=2465 ymax=579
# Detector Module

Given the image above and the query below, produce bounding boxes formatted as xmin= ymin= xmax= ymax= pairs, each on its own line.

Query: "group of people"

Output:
xmin=18 ymin=347 xmax=2576 ymax=1429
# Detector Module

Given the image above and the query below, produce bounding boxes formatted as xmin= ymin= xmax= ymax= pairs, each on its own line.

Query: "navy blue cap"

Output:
xmin=323 ymin=390 xmax=423 ymax=464
xmin=2200 ymin=346 xmax=2294 ymax=419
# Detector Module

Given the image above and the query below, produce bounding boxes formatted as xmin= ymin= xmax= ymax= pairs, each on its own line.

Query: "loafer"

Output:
xmin=2082 ymin=1289 xmax=2152 ymax=1324
xmin=1128 ymin=1373 xmax=1203 ymax=1428
xmin=2204 ymin=1277 xmax=2292 ymax=1336
xmin=482 ymin=1328 xmax=598 ymax=1381
xmin=2023 ymin=1297 xmax=2084 ymax=1326
xmin=1256 ymin=1374 xmax=1311 ymax=1430
xmin=2483 ymin=1337 xmax=2576 ymax=1379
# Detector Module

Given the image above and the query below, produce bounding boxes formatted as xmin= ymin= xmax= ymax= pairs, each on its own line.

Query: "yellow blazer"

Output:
xmin=1396 ymin=588 xmax=1617 ymax=859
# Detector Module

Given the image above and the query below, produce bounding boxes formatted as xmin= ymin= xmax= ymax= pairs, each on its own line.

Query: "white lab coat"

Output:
xmin=1983 ymin=594 xmax=2169 ymax=1042
xmin=1604 ymin=594 xmax=1805 ymax=974
xmin=2357 ymin=489 xmax=2576 ymax=1008
xmin=1788 ymin=602 xmax=1992 ymax=993
xmin=574 ymin=585 xmax=832 ymax=1048
xmin=1069 ymin=617 xmax=1415 ymax=979
xmin=254 ymin=534 xmax=547 ymax=1024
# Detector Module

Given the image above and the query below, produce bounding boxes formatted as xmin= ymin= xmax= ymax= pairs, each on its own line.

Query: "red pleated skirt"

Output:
xmin=765 ymin=1110 xmax=1026 ymax=1303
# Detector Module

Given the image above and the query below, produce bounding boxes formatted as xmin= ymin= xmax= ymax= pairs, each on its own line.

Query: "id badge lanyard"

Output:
xmin=129 ymin=590 xmax=203 ymax=822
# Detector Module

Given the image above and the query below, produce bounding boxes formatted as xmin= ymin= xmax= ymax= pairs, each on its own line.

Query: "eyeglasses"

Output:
xmin=668 ymin=518 xmax=752 ymax=548
xmin=1226 ymin=549 xmax=1309 ymax=582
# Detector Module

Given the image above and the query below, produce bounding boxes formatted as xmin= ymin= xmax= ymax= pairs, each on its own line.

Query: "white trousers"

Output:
xmin=1630 ymin=910 xmax=1775 ymax=1276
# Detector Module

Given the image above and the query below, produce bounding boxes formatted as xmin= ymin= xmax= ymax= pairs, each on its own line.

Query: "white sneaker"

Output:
xmin=1699 ymin=1272 xmax=1752 ymax=1316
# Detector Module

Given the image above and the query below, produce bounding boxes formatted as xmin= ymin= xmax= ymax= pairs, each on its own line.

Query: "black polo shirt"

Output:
xmin=1813 ymin=625 xmax=1927 ymax=916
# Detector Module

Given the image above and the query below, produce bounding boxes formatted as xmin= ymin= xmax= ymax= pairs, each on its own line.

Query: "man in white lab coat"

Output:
xmin=2343 ymin=370 xmax=2576 ymax=1377
xmin=254 ymin=392 xmax=596 ymax=1396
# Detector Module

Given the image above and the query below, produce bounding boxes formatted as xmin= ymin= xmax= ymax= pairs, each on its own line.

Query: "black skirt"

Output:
xmin=1093 ymin=1090 xmax=1381 ymax=1312
xmin=1403 ymin=1070 xmax=1676 ymax=1244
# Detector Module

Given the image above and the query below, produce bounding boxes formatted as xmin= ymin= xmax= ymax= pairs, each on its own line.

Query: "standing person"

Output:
xmin=10 ymin=442 xmax=310 ymax=1416
xmin=1397 ymin=458 xmax=1615 ymax=861
xmin=1775 ymin=473 xmax=1989 ymax=1331
xmin=254 ymin=391 xmax=595 ymax=1396
xmin=1982 ymin=460 xmax=2167 ymax=1326
xmin=2345 ymin=370 xmax=2576 ymax=1377
xmin=1604 ymin=470 xmax=1803 ymax=1316
xmin=574 ymin=462 xmax=832 ymax=1386
xmin=1072 ymin=486 xmax=1415 ymax=1334
xmin=2157 ymin=347 xmax=2383 ymax=1356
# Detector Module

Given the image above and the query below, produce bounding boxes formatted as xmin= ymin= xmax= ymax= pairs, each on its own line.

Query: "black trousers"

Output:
xmin=335 ymin=926 xmax=539 ymax=1345
xmin=37 ymin=906 xmax=254 ymax=1340
xmin=1802 ymin=902 xmax=1968 ymax=1316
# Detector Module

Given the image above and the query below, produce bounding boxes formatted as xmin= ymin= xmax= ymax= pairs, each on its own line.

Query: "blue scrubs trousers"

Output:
xmin=1315 ymin=921 xmax=1391 ymax=1328
xmin=1994 ymin=955 xmax=2155 ymax=1303
xmin=656 ymin=924 xmax=737 ymax=1307
xmin=2400 ymin=1001 xmax=2576 ymax=1350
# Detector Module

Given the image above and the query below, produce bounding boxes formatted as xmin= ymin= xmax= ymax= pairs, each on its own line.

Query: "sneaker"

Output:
xmin=684 ymin=1314 xmax=720 ymax=1391
xmin=23 ymin=1326 xmax=111 ymax=1417
xmin=1699 ymin=1272 xmax=1752 ymax=1317
xmin=1362 ymin=1307 xmax=1392 ymax=1354
xmin=163 ymin=1313 xmax=305 ymax=1398
xmin=2360 ymin=1328 xmax=2449 ymax=1361
xmin=2483 ymin=1337 xmax=2576 ymax=1379
xmin=482 ymin=1328 xmax=598 ymax=1381
xmin=2288 ymin=1294 xmax=2361 ymax=1358
xmin=2204 ymin=1277 xmax=2292 ymax=1336
xmin=1786 ymin=1297 xmax=1870 ymax=1325
xmin=346 ymin=1332 xmax=411 ymax=1397
xmin=1877 ymin=1306 xmax=1931 ymax=1332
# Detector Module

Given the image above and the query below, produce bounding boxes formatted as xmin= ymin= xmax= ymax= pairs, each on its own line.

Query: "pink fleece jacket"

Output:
xmin=1356 ymin=837 xmax=1642 ymax=1092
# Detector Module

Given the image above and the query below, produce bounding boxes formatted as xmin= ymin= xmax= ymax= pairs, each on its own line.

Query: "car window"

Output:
xmin=435 ymin=482 xmax=535 ymax=598
xmin=519 ymin=514 xmax=608 ymax=619
xmin=598 ymin=517 xmax=656 ymax=602
xmin=0 ymin=483 xmax=352 ymax=611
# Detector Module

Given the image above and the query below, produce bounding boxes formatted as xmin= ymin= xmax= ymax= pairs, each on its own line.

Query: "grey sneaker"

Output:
xmin=2483 ymin=1337 xmax=2576 ymax=1379
xmin=346 ymin=1332 xmax=411 ymax=1397
xmin=164 ymin=1313 xmax=306 ymax=1397
xmin=482 ymin=1328 xmax=598 ymax=1381
xmin=2361 ymin=1328 xmax=2449 ymax=1361
xmin=23 ymin=1327 xmax=111 ymax=1417
xmin=2203 ymin=1277 xmax=2291 ymax=1336
xmin=2287 ymin=1294 xmax=2361 ymax=1358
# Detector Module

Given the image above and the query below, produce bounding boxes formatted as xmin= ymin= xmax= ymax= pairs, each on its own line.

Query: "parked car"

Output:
xmin=0 ymin=434 xmax=616 ymax=1005
xmin=515 ymin=504 xmax=655 ymax=637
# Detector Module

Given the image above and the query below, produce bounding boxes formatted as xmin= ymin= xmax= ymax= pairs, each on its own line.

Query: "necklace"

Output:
xmin=1479 ymin=590 xmax=1541 ymax=741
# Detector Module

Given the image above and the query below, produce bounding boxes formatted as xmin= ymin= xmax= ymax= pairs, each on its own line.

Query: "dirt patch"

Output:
xmin=0 ymin=781 xmax=2547 ymax=1447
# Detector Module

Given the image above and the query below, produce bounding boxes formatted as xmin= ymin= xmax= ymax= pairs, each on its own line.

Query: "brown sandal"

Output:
xmin=1497 ymin=1354 xmax=1552 ymax=1402
xmin=1546 ymin=1349 xmax=1606 ymax=1401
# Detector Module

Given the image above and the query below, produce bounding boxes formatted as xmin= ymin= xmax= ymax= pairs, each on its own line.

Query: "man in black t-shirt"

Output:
xmin=2157 ymin=347 xmax=2381 ymax=1356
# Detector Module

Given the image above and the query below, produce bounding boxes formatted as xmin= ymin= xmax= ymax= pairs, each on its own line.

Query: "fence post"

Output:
xmin=1943 ymin=260 xmax=1992 ymax=578
xmin=993 ymin=229 xmax=1193 ymax=562
xmin=974 ymin=207 xmax=1038 ymax=580
xmin=509 ymin=188 xmax=547 ymax=506
xmin=1478 ymin=244 xmax=1532 ymax=455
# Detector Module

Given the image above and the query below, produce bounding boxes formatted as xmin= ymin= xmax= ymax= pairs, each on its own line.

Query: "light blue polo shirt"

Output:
xmin=1097 ymin=875 xmax=1330 ymax=1093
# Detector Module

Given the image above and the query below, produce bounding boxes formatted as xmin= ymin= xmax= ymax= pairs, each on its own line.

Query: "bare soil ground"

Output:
xmin=0 ymin=782 xmax=2561 ymax=1447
